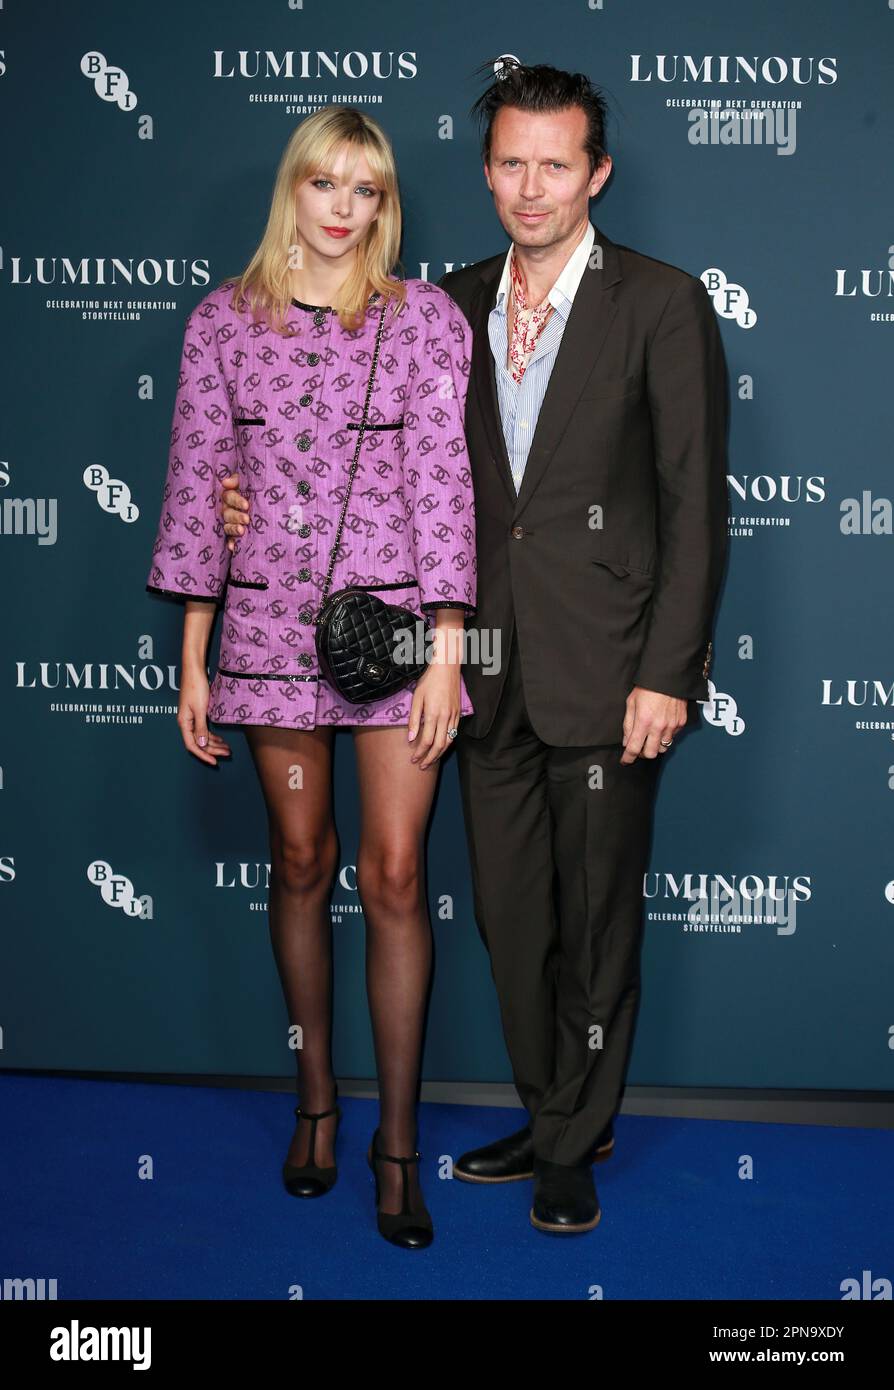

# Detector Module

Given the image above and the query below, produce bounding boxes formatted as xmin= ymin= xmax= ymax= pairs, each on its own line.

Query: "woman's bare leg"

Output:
xmin=245 ymin=723 xmax=339 ymax=1167
xmin=353 ymin=726 xmax=441 ymax=1214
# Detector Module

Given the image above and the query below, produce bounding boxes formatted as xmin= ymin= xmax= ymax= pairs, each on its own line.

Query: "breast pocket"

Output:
xmin=345 ymin=415 xmax=406 ymax=434
xmin=578 ymin=370 xmax=642 ymax=402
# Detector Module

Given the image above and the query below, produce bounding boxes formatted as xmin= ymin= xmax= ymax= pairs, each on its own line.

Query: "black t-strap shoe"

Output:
xmin=282 ymin=1099 xmax=341 ymax=1198
xmin=367 ymin=1128 xmax=434 ymax=1249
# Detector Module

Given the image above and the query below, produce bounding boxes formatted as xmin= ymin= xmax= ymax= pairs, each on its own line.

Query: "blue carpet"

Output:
xmin=1 ymin=1075 xmax=890 ymax=1299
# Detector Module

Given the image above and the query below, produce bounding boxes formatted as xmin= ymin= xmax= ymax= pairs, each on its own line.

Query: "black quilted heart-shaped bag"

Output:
xmin=315 ymin=585 xmax=426 ymax=703
xmin=312 ymin=300 xmax=428 ymax=704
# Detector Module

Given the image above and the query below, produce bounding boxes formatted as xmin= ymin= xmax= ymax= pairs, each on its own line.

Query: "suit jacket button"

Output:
xmin=511 ymin=525 xmax=525 ymax=540
xmin=307 ymin=352 xmax=320 ymax=365
xmin=297 ymin=653 xmax=313 ymax=667
xmin=299 ymin=393 xmax=313 ymax=406
xmin=297 ymin=523 xmax=311 ymax=538
xmin=297 ymin=480 xmax=311 ymax=497
xmin=299 ymin=608 xmax=313 ymax=623
xmin=298 ymin=567 xmax=311 ymax=582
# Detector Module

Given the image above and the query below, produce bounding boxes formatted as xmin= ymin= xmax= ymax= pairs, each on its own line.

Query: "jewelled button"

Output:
xmin=297 ymin=480 xmax=311 ymax=497
xmin=296 ymin=436 xmax=312 ymax=452
xmin=307 ymin=352 xmax=320 ymax=365
xmin=299 ymin=393 xmax=312 ymax=406
xmin=299 ymin=608 xmax=313 ymax=623
xmin=313 ymin=310 xmax=327 ymax=327
xmin=298 ymin=653 xmax=313 ymax=667
xmin=297 ymin=523 xmax=311 ymax=538
xmin=298 ymin=567 xmax=311 ymax=582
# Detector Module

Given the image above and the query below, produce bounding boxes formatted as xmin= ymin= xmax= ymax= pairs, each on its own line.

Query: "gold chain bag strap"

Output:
xmin=312 ymin=298 xmax=429 ymax=703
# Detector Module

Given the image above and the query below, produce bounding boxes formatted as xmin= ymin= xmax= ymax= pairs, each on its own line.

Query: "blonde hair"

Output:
xmin=220 ymin=106 xmax=407 ymax=334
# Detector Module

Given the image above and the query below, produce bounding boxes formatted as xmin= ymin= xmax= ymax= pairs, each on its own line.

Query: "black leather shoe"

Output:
xmin=454 ymin=1124 xmax=535 ymax=1183
xmin=530 ymin=1157 xmax=601 ymax=1234
xmin=454 ymin=1120 xmax=615 ymax=1183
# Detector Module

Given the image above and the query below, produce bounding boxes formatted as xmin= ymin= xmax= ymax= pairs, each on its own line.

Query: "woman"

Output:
xmin=145 ymin=106 xmax=476 ymax=1249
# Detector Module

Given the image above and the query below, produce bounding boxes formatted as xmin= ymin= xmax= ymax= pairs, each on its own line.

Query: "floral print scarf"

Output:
xmin=507 ymin=248 xmax=555 ymax=384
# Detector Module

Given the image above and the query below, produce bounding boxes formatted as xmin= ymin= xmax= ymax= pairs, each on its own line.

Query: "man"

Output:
xmin=219 ymin=63 xmax=729 ymax=1235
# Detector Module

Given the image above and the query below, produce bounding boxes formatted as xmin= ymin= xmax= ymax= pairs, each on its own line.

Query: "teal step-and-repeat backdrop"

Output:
xmin=2 ymin=0 xmax=892 ymax=1089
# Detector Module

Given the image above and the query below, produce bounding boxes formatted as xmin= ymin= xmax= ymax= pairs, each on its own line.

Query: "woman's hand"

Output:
xmin=178 ymin=666 xmax=232 ymax=766
xmin=407 ymin=618 xmax=464 ymax=770
xmin=407 ymin=662 xmax=461 ymax=770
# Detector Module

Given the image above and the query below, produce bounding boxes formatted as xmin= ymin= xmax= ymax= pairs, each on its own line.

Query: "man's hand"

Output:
xmin=621 ymin=687 xmax=688 ymax=763
xmin=220 ymin=472 xmax=250 ymax=552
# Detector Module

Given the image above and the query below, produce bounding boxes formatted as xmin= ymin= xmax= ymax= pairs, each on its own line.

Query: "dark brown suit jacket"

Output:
xmin=438 ymin=222 xmax=729 ymax=745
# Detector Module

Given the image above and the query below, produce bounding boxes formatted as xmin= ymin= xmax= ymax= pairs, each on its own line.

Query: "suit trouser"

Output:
xmin=456 ymin=626 xmax=662 ymax=1166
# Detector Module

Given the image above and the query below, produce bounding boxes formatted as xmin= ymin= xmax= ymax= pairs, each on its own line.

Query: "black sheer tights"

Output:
xmin=244 ymin=722 xmax=438 ymax=1215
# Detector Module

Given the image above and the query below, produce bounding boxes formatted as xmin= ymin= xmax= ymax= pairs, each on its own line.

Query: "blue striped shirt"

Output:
xmin=488 ymin=221 xmax=596 ymax=493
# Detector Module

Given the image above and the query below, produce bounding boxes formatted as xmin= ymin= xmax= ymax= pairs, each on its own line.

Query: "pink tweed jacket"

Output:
xmin=145 ymin=276 xmax=477 ymax=728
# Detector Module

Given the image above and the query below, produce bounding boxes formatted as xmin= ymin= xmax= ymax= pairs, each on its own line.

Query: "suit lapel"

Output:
xmin=469 ymin=263 xmax=517 ymax=506
xmin=515 ymin=232 xmax=621 ymax=515
xmin=469 ymin=224 xmax=623 ymax=517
